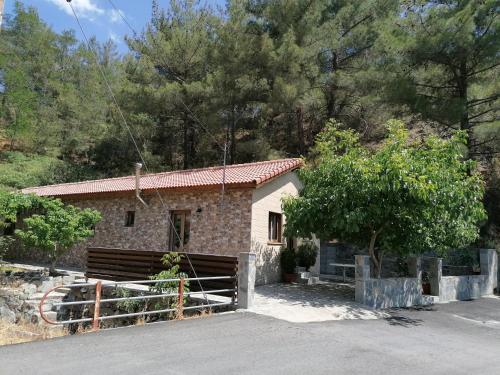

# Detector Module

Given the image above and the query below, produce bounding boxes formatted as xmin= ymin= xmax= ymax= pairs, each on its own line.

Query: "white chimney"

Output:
xmin=134 ymin=162 xmax=148 ymax=207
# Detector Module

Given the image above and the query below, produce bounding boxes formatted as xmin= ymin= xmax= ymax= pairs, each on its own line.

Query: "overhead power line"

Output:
xmin=106 ymin=0 xmax=230 ymax=214
xmin=66 ymin=0 xmax=211 ymax=306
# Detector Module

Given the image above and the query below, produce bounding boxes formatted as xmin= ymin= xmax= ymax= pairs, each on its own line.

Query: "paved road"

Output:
xmin=2 ymin=298 xmax=500 ymax=375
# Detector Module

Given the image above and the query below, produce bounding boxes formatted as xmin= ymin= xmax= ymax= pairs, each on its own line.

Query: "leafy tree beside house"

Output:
xmin=16 ymin=198 xmax=101 ymax=274
xmin=0 ymin=191 xmax=101 ymax=273
xmin=283 ymin=120 xmax=487 ymax=277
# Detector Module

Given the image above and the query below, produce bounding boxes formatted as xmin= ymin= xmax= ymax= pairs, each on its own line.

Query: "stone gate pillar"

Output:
xmin=355 ymin=255 xmax=370 ymax=304
xmin=480 ymin=249 xmax=498 ymax=294
xmin=428 ymin=257 xmax=442 ymax=297
xmin=238 ymin=252 xmax=256 ymax=309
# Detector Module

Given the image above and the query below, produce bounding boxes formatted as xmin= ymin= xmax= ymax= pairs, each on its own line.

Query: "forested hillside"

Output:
xmin=0 ymin=0 xmax=498 ymax=244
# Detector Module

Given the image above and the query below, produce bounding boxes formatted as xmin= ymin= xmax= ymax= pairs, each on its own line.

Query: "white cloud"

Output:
xmin=46 ymin=0 xmax=105 ymax=21
xmin=109 ymin=9 xmax=124 ymax=24
xmin=108 ymin=31 xmax=119 ymax=42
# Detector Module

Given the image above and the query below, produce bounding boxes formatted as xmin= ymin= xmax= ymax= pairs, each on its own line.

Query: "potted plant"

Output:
xmin=280 ymin=247 xmax=297 ymax=283
xmin=296 ymin=241 xmax=318 ymax=272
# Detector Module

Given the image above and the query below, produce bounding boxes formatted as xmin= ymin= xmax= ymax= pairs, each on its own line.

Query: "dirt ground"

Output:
xmin=0 ymin=319 xmax=66 ymax=346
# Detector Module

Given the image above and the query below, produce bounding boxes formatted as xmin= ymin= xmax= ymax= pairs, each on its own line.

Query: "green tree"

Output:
xmin=377 ymin=0 xmax=500 ymax=157
xmin=15 ymin=197 xmax=101 ymax=274
xmin=150 ymin=252 xmax=189 ymax=315
xmin=125 ymin=0 xmax=218 ymax=170
xmin=0 ymin=191 xmax=44 ymax=260
xmin=210 ymin=0 xmax=271 ymax=164
xmin=283 ymin=120 xmax=487 ymax=276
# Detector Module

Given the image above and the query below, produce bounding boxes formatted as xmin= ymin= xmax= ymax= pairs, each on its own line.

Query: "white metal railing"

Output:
xmin=39 ymin=276 xmax=237 ymax=331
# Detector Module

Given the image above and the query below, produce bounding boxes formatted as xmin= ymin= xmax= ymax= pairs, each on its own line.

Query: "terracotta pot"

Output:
xmin=283 ymin=273 xmax=297 ymax=283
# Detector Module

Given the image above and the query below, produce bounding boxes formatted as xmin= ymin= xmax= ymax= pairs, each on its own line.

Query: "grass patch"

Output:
xmin=0 ymin=319 xmax=67 ymax=346
xmin=0 ymin=265 xmax=26 ymax=273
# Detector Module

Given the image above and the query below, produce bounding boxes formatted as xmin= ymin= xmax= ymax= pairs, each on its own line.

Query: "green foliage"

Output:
xmin=283 ymin=120 xmax=487 ymax=276
xmin=0 ymin=152 xmax=67 ymax=191
xmin=279 ymin=247 xmax=296 ymax=274
xmin=150 ymin=252 xmax=189 ymax=311
xmin=12 ymin=195 xmax=101 ymax=272
xmin=296 ymin=241 xmax=318 ymax=271
xmin=376 ymin=0 xmax=499 ymax=155
xmin=114 ymin=287 xmax=146 ymax=314
xmin=0 ymin=236 xmax=15 ymax=262
xmin=0 ymin=1 xmax=498 ymax=246
xmin=0 ymin=190 xmax=43 ymax=223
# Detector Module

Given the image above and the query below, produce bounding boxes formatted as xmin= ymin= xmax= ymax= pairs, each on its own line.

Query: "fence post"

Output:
xmin=93 ymin=281 xmax=102 ymax=331
xmin=355 ymin=255 xmax=370 ymax=304
xmin=480 ymin=249 xmax=498 ymax=294
xmin=177 ymin=277 xmax=184 ymax=319
xmin=238 ymin=252 xmax=256 ymax=309
xmin=428 ymin=257 xmax=442 ymax=297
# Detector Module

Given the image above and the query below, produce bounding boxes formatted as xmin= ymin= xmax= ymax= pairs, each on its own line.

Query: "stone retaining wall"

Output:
xmin=428 ymin=249 xmax=497 ymax=303
xmin=355 ymin=256 xmax=433 ymax=309
xmin=356 ymin=277 xmax=432 ymax=309
xmin=355 ymin=249 xmax=498 ymax=309
xmin=0 ymin=270 xmax=75 ymax=324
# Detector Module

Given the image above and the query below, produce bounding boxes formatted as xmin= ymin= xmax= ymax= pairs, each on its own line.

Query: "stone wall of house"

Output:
xmin=9 ymin=189 xmax=253 ymax=270
xmin=251 ymin=172 xmax=302 ymax=285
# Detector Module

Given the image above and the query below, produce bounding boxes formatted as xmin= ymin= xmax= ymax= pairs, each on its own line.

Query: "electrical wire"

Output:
xmin=67 ymin=1 xmax=213 ymax=306
xmin=107 ymin=0 xmax=230 ymax=227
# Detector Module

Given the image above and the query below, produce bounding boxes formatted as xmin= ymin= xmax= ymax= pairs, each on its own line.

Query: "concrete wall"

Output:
xmin=356 ymin=250 xmax=498 ymax=309
xmin=250 ymin=172 xmax=302 ymax=285
xmin=355 ymin=255 xmax=433 ymax=309
xmin=429 ymin=249 xmax=497 ymax=302
xmin=358 ymin=277 xmax=430 ymax=309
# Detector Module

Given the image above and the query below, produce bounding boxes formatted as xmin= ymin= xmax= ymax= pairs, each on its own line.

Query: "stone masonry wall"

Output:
xmin=10 ymin=189 xmax=253 ymax=270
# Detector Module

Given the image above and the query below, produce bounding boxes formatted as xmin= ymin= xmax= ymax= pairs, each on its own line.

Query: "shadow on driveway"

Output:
xmin=250 ymin=282 xmax=388 ymax=323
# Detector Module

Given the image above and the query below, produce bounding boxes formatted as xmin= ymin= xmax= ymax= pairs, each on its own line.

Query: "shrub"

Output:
xmin=280 ymin=247 xmax=296 ymax=274
xmin=150 ymin=252 xmax=189 ymax=314
xmin=0 ymin=236 xmax=15 ymax=262
xmin=296 ymin=241 xmax=318 ymax=271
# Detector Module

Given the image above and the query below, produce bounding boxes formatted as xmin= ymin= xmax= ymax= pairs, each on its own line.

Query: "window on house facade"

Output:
xmin=125 ymin=211 xmax=135 ymax=227
xmin=268 ymin=212 xmax=282 ymax=243
xmin=169 ymin=210 xmax=191 ymax=250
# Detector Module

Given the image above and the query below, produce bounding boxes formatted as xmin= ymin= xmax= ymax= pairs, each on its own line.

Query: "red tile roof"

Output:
xmin=22 ymin=158 xmax=302 ymax=197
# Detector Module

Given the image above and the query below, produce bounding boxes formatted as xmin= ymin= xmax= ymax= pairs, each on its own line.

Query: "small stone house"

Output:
xmin=21 ymin=159 xmax=302 ymax=285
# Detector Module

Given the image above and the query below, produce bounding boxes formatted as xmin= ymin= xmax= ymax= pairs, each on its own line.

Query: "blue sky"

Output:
xmin=5 ymin=0 xmax=224 ymax=54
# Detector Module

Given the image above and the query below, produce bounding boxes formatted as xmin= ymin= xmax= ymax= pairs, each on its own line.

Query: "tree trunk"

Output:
xmin=296 ymin=106 xmax=305 ymax=155
xmin=368 ymin=228 xmax=384 ymax=278
xmin=458 ymin=60 xmax=473 ymax=156
xmin=182 ymin=113 xmax=189 ymax=169
xmin=49 ymin=244 xmax=58 ymax=275
xmin=230 ymin=108 xmax=236 ymax=164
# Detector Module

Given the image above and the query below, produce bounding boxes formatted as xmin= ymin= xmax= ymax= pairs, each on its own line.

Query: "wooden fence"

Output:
xmin=86 ymin=247 xmax=238 ymax=297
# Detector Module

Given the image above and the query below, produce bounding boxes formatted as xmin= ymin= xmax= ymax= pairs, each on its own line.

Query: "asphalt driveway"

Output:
xmin=251 ymin=282 xmax=385 ymax=322
xmin=2 ymin=297 xmax=500 ymax=375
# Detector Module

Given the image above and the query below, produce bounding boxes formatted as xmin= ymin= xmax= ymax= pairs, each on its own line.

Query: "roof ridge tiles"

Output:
xmin=22 ymin=158 xmax=302 ymax=197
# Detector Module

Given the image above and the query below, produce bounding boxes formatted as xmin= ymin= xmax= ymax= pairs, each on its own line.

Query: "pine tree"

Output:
xmin=378 ymin=0 xmax=499 ymax=157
